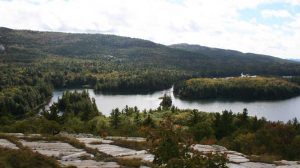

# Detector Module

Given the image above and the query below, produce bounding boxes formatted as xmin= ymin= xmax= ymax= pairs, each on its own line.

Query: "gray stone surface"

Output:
xmin=2 ymin=133 xmax=300 ymax=168
xmin=228 ymin=162 xmax=275 ymax=168
xmin=276 ymin=160 xmax=300 ymax=166
xmin=18 ymin=137 xmax=121 ymax=168
xmin=120 ymin=153 xmax=155 ymax=162
xmin=87 ymin=143 xmax=145 ymax=156
xmin=61 ymin=151 xmax=93 ymax=161
xmin=241 ymin=162 xmax=275 ymax=168
xmin=106 ymin=136 xmax=146 ymax=142
xmin=192 ymin=144 xmax=249 ymax=163
xmin=78 ymin=138 xmax=154 ymax=162
xmin=4 ymin=133 xmax=24 ymax=138
xmin=61 ymin=160 xmax=120 ymax=168
xmin=0 ymin=139 xmax=18 ymax=149
xmin=227 ymin=154 xmax=250 ymax=163
xmin=77 ymin=137 xmax=113 ymax=144
xmin=20 ymin=140 xmax=90 ymax=159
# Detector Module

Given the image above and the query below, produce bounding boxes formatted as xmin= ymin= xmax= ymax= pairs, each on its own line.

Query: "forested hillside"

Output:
xmin=1 ymin=27 xmax=300 ymax=76
xmin=174 ymin=77 xmax=300 ymax=100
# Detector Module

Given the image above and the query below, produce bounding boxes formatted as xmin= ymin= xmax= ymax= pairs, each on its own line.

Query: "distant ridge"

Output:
xmin=1 ymin=27 xmax=300 ymax=76
xmin=289 ymin=58 xmax=300 ymax=62
xmin=170 ymin=43 xmax=279 ymax=60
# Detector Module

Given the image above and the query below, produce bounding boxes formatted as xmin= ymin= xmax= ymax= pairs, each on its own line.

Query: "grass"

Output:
xmin=110 ymin=139 xmax=150 ymax=151
xmin=248 ymin=154 xmax=281 ymax=164
xmin=116 ymin=158 xmax=143 ymax=167
xmin=116 ymin=158 xmax=155 ymax=168
xmin=89 ymin=141 xmax=102 ymax=145
xmin=0 ymin=147 xmax=62 ymax=168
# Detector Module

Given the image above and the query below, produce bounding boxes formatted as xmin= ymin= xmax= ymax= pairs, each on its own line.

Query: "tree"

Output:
xmin=160 ymin=94 xmax=172 ymax=109
xmin=143 ymin=114 xmax=155 ymax=128
xmin=57 ymin=90 xmax=100 ymax=121
xmin=150 ymin=116 xmax=186 ymax=165
xmin=110 ymin=108 xmax=121 ymax=129
xmin=214 ymin=110 xmax=234 ymax=140
xmin=42 ymin=103 xmax=60 ymax=122
xmin=190 ymin=121 xmax=214 ymax=142
xmin=289 ymin=135 xmax=300 ymax=159
xmin=189 ymin=109 xmax=200 ymax=126
xmin=235 ymin=108 xmax=249 ymax=129
xmin=149 ymin=116 xmax=228 ymax=167
xmin=134 ymin=111 xmax=141 ymax=126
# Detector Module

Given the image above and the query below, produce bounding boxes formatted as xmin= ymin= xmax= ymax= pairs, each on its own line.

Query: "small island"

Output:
xmin=174 ymin=77 xmax=300 ymax=100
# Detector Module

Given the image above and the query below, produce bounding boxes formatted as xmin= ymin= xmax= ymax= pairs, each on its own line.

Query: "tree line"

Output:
xmin=174 ymin=77 xmax=300 ymax=100
xmin=1 ymin=92 xmax=300 ymax=162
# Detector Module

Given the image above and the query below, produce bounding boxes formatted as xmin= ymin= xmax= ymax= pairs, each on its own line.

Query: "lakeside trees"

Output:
xmin=174 ymin=77 xmax=300 ymax=100
xmin=0 ymin=84 xmax=52 ymax=119
xmin=57 ymin=90 xmax=100 ymax=121
xmin=1 ymin=95 xmax=300 ymax=161
xmin=159 ymin=94 xmax=172 ymax=110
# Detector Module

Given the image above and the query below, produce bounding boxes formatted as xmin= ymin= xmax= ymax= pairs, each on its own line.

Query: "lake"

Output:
xmin=48 ymin=88 xmax=300 ymax=122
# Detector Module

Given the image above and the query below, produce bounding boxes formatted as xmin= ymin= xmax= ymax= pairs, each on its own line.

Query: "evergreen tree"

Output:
xmin=143 ymin=114 xmax=155 ymax=128
xmin=134 ymin=111 xmax=141 ymax=126
xmin=160 ymin=94 xmax=172 ymax=109
xmin=110 ymin=108 xmax=121 ymax=129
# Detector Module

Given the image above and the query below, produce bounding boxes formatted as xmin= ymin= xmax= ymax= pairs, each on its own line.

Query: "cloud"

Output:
xmin=0 ymin=0 xmax=299 ymax=59
xmin=261 ymin=9 xmax=292 ymax=18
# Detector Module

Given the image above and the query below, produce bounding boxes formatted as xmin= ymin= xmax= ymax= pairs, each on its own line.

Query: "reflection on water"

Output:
xmin=48 ymin=88 xmax=300 ymax=122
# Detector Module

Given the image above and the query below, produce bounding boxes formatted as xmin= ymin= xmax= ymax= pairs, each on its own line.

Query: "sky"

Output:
xmin=0 ymin=0 xmax=300 ymax=59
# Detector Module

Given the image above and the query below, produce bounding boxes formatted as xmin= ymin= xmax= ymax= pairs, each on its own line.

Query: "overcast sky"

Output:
xmin=0 ymin=0 xmax=300 ymax=59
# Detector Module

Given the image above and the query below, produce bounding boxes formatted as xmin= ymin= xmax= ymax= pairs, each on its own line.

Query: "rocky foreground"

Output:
xmin=0 ymin=133 xmax=299 ymax=168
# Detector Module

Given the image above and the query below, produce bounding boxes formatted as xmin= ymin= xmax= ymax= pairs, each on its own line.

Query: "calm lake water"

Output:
xmin=48 ymin=88 xmax=300 ymax=122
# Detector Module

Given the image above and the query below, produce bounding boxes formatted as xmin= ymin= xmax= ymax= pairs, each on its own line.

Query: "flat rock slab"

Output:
xmin=77 ymin=137 xmax=113 ymax=144
xmin=120 ymin=153 xmax=155 ymax=162
xmin=3 ymin=133 xmax=41 ymax=138
xmin=20 ymin=140 xmax=89 ymax=159
xmin=227 ymin=154 xmax=250 ymax=163
xmin=87 ymin=143 xmax=144 ymax=157
xmin=228 ymin=162 xmax=276 ymax=168
xmin=192 ymin=144 xmax=227 ymax=153
xmin=192 ymin=144 xmax=249 ymax=163
xmin=3 ymin=133 xmax=25 ymax=138
xmin=0 ymin=139 xmax=18 ymax=149
xmin=61 ymin=160 xmax=120 ymax=168
xmin=277 ymin=166 xmax=300 ymax=168
xmin=276 ymin=160 xmax=300 ymax=166
xmin=226 ymin=150 xmax=245 ymax=156
xmin=83 ymin=142 xmax=154 ymax=162
xmin=106 ymin=136 xmax=146 ymax=142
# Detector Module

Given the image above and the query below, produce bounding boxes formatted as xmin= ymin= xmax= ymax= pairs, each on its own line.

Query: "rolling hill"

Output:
xmin=1 ymin=27 xmax=300 ymax=76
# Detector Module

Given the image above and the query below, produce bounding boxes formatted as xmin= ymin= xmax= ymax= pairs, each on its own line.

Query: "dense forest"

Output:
xmin=1 ymin=27 xmax=300 ymax=77
xmin=286 ymin=76 xmax=300 ymax=86
xmin=174 ymin=77 xmax=300 ymax=100
xmin=0 ymin=92 xmax=300 ymax=166
xmin=1 ymin=27 xmax=300 ymax=167
xmin=0 ymin=27 xmax=298 ymax=122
